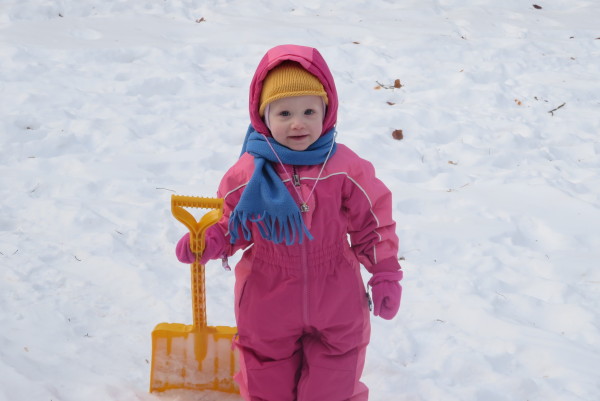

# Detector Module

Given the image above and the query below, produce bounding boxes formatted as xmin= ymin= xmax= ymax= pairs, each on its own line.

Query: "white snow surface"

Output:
xmin=1 ymin=1 xmax=599 ymax=400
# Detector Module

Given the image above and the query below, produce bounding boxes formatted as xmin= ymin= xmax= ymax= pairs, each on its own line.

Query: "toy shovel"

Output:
xmin=150 ymin=195 xmax=239 ymax=394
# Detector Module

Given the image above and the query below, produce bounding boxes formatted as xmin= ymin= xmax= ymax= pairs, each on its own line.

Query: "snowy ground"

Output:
xmin=1 ymin=1 xmax=599 ymax=400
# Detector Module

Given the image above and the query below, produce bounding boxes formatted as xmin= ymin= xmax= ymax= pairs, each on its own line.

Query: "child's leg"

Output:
xmin=233 ymin=258 xmax=305 ymax=400
xmin=235 ymin=335 xmax=303 ymax=401
xmin=296 ymin=253 xmax=372 ymax=401
xmin=297 ymin=332 xmax=370 ymax=401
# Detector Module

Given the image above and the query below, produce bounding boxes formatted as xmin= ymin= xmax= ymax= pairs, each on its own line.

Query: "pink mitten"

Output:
xmin=175 ymin=226 xmax=228 ymax=265
xmin=175 ymin=232 xmax=195 ymax=263
xmin=368 ymin=271 xmax=403 ymax=320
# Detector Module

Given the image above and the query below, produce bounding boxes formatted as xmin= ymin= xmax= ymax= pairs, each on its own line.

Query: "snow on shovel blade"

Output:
xmin=150 ymin=196 xmax=239 ymax=394
xmin=150 ymin=323 xmax=238 ymax=392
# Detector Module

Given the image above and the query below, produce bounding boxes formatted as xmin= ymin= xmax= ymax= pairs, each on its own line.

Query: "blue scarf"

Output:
xmin=228 ymin=125 xmax=337 ymax=245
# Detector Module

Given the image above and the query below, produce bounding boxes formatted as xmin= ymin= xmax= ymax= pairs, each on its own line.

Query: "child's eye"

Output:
xmin=304 ymin=109 xmax=316 ymax=115
xmin=279 ymin=110 xmax=291 ymax=117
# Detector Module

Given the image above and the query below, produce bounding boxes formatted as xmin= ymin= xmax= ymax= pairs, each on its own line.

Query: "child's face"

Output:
xmin=267 ymin=95 xmax=324 ymax=151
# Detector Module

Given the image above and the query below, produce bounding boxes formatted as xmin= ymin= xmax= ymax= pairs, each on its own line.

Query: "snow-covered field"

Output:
xmin=1 ymin=1 xmax=599 ymax=400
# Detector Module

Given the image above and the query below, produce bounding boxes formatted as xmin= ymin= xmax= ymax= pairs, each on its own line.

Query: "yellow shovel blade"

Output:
xmin=150 ymin=323 xmax=239 ymax=393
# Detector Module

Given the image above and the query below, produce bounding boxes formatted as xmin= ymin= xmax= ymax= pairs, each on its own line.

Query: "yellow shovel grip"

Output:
xmin=171 ymin=195 xmax=224 ymax=255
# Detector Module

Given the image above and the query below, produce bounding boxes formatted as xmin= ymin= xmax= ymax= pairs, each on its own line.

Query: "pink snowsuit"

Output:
xmin=206 ymin=45 xmax=401 ymax=400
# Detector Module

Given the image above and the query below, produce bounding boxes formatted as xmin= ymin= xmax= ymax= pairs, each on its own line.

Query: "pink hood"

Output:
xmin=248 ymin=44 xmax=339 ymax=136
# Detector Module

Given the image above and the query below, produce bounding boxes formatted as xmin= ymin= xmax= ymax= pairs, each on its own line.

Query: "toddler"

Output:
xmin=176 ymin=44 xmax=403 ymax=401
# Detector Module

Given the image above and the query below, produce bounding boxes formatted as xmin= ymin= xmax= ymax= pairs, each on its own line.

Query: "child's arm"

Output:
xmin=343 ymin=156 xmax=403 ymax=319
xmin=344 ymin=158 xmax=401 ymax=274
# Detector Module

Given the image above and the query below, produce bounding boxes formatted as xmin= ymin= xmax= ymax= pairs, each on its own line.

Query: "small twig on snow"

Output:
xmin=447 ymin=183 xmax=470 ymax=192
xmin=156 ymin=187 xmax=176 ymax=193
xmin=548 ymin=102 xmax=566 ymax=116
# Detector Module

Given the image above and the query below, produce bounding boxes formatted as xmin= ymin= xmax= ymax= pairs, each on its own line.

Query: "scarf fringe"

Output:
xmin=228 ymin=209 xmax=313 ymax=245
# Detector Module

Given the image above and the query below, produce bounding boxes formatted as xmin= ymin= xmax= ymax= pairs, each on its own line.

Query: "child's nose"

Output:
xmin=291 ymin=116 xmax=305 ymax=129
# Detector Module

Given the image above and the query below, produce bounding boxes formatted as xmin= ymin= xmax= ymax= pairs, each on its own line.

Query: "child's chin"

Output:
xmin=286 ymin=138 xmax=316 ymax=151
xmin=287 ymin=143 xmax=310 ymax=151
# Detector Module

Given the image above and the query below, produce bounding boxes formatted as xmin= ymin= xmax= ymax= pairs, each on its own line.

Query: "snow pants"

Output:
xmin=232 ymin=241 xmax=371 ymax=401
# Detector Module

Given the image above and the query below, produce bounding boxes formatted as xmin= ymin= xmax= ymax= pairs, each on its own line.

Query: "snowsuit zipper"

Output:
xmin=301 ymin=244 xmax=309 ymax=326
xmin=293 ymin=165 xmax=310 ymax=325
xmin=292 ymin=166 xmax=301 ymax=187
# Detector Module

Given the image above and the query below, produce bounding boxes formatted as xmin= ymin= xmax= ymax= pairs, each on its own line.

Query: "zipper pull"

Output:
xmin=292 ymin=166 xmax=301 ymax=187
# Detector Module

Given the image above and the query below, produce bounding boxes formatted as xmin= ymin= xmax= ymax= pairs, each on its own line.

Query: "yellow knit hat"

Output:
xmin=259 ymin=61 xmax=328 ymax=116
